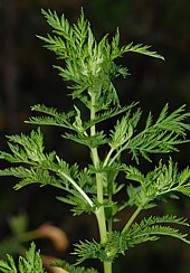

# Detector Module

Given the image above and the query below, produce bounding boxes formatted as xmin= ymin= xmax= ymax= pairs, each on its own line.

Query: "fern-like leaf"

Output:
xmin=38 ymin=9 xmax=164 ymax=110
xmin=0 ymin=129 xmax=94 ymax=209
xmin=126 ymin=104 xmax=190 ymax=163
xmin=63 ymin=131 xmax=107 ymax=149
xmin=106 ymin=215 xmax=190 ymax=260
xmin=73 ymin=240 xmax=108 ymax=263
xmin=122 ymin=43 xmax=165 ymax=61
xmin=0 ymin=243 xmax=46 ymax=273
xmin=124 ymin=159 xmax=190 ymax=208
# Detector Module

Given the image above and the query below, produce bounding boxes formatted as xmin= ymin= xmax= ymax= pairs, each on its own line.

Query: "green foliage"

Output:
xmin=74 ymin=214 xmax=190 ymax=263
xmin=27 ymin=104 xmax=76 ymax=130
xmin=126 ymin=104 xmax=190 ymax=163
xmin=0 ymin=243 xmax=46 ymax=273
xmin=0 ymin=7 xmax=190 ymax=273
xmin=0 ymin=129 xmax=94 ymax=214
xmin=124 ymin=159 xmax=190 ymax=208
xmin=37 ymin=8 xmax=163 ymax=111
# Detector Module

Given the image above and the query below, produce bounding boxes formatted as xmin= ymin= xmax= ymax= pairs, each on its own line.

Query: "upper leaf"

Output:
xmin=38 ymin=9 xmax=164 ymax=110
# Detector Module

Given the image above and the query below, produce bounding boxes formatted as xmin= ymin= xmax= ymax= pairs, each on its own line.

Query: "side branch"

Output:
xmin=58 ymin=170 xmax=94 ymax=207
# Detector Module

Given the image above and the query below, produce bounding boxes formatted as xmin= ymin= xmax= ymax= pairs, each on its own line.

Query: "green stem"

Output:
xmin=59 ymin=171 xmax=94 ymax=207
xmin=103 ymin=147 xmax=114 ymax=167
xmin=90 ymin=93 xmax=111 ymax=273
xmin=105 ymin=207 xmax=142 ymax=264
xmin=122 ymin=206 xmax=142 ymax=234
xmin=108 ymin=146 xmax=124 ymax=167
xmin=14 ymin=159 xmax=94 ymax=208
xmin=104 ymin=261 xmax=112 ymax=273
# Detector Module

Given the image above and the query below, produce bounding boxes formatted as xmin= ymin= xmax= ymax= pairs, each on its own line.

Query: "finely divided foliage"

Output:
xmin=0 ymin=8 xmax=190 ymax=273
xmin=0 ymin=243 xmax=46 ymax=273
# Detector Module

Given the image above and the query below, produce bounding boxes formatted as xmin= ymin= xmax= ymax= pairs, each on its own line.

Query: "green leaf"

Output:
xmin=124 ymin=165 xmax=145 ymax=185
xmin=0 ymin=129 xmax=94 ymax=209
xmin=131 ymin=225 xmax=190 ymax=244
xmin=38 ymin=9 xmax=164 ymax=110
xmin=124 ymin=159 xmax=190 ymax=208
xmin=0 ymin=243 xmax=46 ymax=273
xmin=122 ymin=43 xmax=165 ymax=61
xmin=109 ymin=116 xmax=133 ymax=149
xmin=84 ymin=103 xmax=139 ymax=130
xmin=57 ymin=193 xmax=94 ymax=216
xmin=0 ymin=255 xmax=17 ymax=273
xmin=106 ymin=215 xmax=190 ymax=260
xmin=139 ymin=214 xmax=189 ymax=227
xmin=63 ymin=131 xmax=108 ymax=148
xmin=27 ymin=104 xmax=84 ymax=132
xmin=73 ymin=240 xmax=108 ymax=263
xmin=126 ymin=104 xmax=190 ymax=163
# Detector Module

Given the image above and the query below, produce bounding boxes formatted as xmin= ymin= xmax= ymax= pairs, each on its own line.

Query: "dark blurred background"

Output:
xmin=0 ymin=0 xmax=190 ymax=272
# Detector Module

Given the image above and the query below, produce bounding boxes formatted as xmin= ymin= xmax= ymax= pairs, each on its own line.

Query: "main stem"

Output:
xmin=90 ymin=93 xmax=112 ymax=273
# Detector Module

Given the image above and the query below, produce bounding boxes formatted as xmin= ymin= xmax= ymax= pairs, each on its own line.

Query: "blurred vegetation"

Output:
xmin=0 ymin=0 xmax=190 ymax=272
